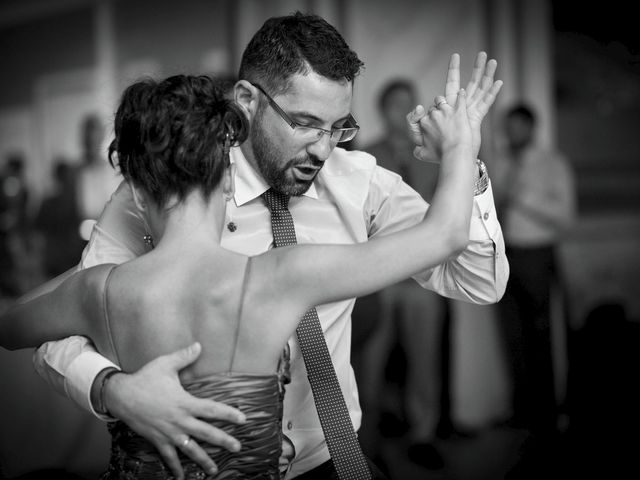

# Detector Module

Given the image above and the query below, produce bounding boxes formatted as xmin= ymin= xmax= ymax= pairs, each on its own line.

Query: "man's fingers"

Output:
xmin=465 ymin=51 xmax=487 ymax=98
xmin=158 ymin=342 xmax=202 ymax=372
xmin=444 ymin=53 xmax=460 ymax=103
xmin=456 ymin=88 xmax=467 ymax=109
xmin=406 ymin=104 xmax=426 ymax=146
xmin=191 ymin=397 xmax=247 ymax=424
xmin=467 ymin=58 xmax=497 ymax=105
xmin=181 ymin=397 xmax=246 ymax=451
xmin=156 ymin=443 xmax=185 ymax=480
xmin=185 ymin=416 xmax=242 ymax=453
xmin=407 ymin=104 xmax=426 ymax=124
xmin=474 ymin=58 xmax=498 ymax=101
xmin=433 ymin=95 xmax=447 ymax=109
xmin=179 ymin=437 xmax=219 ymax=477
xmin=476 ymin=80 xmax=503 ymax=116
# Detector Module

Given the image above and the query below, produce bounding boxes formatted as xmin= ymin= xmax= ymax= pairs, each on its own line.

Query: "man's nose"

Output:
xmin=306 ymin=132 xmax=334 ymax=162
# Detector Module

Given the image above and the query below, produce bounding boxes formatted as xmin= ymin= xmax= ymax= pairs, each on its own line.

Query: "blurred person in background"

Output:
xmin=33 ymin=159 xmax=86 ymax=280
xmin=354 ymin=78 xmax=450 ymax=470
xmin=0 ymin=154 xmax=34 ymax=299
xmin=74 ymin=113 xmax=122 ymax=240
xmin=492 ymin=102 xmax=576 ymax=473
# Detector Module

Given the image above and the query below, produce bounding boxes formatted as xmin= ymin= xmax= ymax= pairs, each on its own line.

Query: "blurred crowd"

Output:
xmin=0 ymin=113 xmax=120 ymax=308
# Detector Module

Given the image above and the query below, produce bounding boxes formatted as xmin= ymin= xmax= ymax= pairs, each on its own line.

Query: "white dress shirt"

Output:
xmin=33 ymin=145 xmax=508 ymax=477
xmin=492 ymin=145 xmax=576 ymax=247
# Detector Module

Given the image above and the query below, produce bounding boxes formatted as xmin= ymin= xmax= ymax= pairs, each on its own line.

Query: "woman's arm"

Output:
xmin=13 ymin=266 xmax=78 ymax=303
xmin=0 ymin=264 xmax=115 ymax=351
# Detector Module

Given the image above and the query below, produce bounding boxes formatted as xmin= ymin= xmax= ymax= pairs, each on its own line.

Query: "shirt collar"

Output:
xmin=230 ymin=146 xmax=318 ymax=206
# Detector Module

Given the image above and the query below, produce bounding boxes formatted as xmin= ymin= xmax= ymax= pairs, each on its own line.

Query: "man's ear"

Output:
xmin=130 ymin=183 xmax=148 ymax=212
xmin=223 ymin=163 xmax=237 ymax=201
xmin=234 ymin=80 xmax=259 ymax=120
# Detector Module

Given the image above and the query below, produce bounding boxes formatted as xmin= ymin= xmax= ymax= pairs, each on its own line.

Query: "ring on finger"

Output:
xmin=179 ymin=436 xmax=191 ymax=448
xmin=436 ymin=99 xmax=447 ymax=107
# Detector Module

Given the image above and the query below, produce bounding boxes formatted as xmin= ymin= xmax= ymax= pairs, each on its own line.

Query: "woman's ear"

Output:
xmin=222 ymin=163 xmax=237 ymax=201
xmin=234 ymin=80 xmax=259 ymax=120
xmin=130 ymin=183 xmax=148 ymax=212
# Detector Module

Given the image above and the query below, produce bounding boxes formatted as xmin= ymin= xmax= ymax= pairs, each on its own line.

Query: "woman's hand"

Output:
xmin=409 ymin=88 xmax=472 ymax=165
xmin=409 ymin=52 xmax=503 ymax=163
xmin=104 ymin=342 xmax=246 ymax=479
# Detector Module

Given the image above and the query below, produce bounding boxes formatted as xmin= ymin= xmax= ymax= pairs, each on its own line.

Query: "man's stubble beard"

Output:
xmin=250 ymin=110 xmax=319 ymax=197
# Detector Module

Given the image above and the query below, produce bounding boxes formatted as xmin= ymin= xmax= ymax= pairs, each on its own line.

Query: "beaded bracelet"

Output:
xmin=96 ymin=367 xmax=121 ymax=417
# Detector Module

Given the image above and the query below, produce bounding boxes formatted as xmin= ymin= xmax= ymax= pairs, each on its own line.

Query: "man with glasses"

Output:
xmin=31 ymin=11 xmax=507 ymax=479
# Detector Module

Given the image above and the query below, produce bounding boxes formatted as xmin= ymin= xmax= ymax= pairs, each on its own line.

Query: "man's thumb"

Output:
xmin=163 ymin=342 xmax=201 ymax=371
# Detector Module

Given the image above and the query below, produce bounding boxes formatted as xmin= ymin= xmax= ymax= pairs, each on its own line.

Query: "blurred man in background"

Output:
xmin=492 ymin=103 xmax=576 ymax=461
xmin=356 ymin=79 xmax=449 ymax=470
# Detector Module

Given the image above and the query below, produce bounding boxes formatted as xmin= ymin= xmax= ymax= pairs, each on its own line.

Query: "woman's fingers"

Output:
xmin=465 ymin=51 xmax=488 ymax=98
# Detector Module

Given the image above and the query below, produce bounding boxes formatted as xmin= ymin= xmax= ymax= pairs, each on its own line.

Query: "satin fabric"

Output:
xmin=101 ymin=371 xmax=287 ymax=479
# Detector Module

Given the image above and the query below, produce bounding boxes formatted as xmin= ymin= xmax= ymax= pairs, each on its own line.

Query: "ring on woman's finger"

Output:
xmin=179 ymin=436 xmax=191 ymax=448
xmin=436 ymin=99 xmax=448 ymax=107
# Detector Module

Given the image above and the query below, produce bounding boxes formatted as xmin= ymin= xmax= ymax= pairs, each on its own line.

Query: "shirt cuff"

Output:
xmin=65 ymin=351 xmax=120 ymax=420
xmin=470 ymin=181 xmax=500 ymax=240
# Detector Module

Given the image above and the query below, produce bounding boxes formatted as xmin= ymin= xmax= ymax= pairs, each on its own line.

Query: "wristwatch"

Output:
xmin=473 ymin=159 xmax=489 ymax=196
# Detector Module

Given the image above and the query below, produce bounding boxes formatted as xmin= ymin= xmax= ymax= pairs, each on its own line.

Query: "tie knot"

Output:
xmin=262 ymin=188 xmax=290 ymax=212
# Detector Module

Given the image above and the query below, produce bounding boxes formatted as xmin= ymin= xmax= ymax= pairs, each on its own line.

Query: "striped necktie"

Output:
xmin=262 ymin=188 xmax=372 ymax=480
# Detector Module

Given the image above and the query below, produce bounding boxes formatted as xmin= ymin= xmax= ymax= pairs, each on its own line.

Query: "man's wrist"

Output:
xmin=91 ymin=366 xmax=120 ymax=418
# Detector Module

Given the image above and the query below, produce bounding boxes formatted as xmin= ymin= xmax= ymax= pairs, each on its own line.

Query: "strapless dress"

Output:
xmin=100 ymin=370 xmax=287 ymax=479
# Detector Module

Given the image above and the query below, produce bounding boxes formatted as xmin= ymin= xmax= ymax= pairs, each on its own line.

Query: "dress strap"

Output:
xmin=228 ymin=257 xmax=252 ymax=372
xmin=101 ymin=264 xmax=121 ymax=365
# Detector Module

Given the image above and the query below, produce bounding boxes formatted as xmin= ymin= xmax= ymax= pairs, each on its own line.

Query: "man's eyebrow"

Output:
xmin=289 ymin=110 xmax=351 ymax=125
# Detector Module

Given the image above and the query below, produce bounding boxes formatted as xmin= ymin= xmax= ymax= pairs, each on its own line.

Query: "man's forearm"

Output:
xmin=33 ymin=336 xmax=120 ymax=418
xmin=414 ymin=183 xmax=509 ymax=303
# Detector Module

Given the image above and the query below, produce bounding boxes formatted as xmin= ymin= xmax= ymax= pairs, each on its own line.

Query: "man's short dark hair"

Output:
xmin=238 ymin=11 xmax=364 ymax=94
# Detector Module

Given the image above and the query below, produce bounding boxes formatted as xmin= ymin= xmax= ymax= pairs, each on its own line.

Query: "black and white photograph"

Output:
xmin=1 ymin=1 xmax=638 ymax=479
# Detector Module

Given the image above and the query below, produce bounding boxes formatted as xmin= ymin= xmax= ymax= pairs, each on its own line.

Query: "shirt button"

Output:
xmin=483 ymin=212 xmax=489 ymax=220
xmin=287 ymin=421 xmax=293 ymax=430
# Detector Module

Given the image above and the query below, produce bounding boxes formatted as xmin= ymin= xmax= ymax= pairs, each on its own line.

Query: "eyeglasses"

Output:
xmin=252 ymin=83 xmax=360 ymax=144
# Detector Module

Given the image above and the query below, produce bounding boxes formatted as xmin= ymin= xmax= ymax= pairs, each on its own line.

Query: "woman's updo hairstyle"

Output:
xmin=108 ymin=74 xmax=248 ymax=207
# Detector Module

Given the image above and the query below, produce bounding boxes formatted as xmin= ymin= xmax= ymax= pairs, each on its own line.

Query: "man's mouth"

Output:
xmin=292 ymin=165 xmax=320 ymax=181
